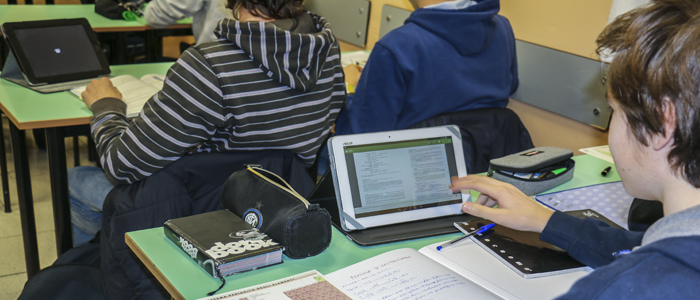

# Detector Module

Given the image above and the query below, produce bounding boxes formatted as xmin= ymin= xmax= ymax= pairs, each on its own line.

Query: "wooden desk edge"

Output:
xmin=126 ymin=233 xmax=186 ymax=300
xmin=93 ymin=24 xmax=193 ymax=32
xmin=93 ymin=27 xmax=149 ymax=33
xmin=0 ymin=102 xmax=92 ymax=130
xmin=146 ymin=24 xmax=193 ymax=30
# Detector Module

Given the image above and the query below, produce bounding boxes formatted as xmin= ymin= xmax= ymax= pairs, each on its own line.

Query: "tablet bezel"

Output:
xmin=329 ymin=125 xmax=470 ymax=231
xmin=1 ymin=18 xmax=110 ymax=85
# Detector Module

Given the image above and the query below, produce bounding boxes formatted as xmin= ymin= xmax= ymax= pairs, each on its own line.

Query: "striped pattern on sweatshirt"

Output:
xmin=90 ymin=13 xmax=346 ymax=184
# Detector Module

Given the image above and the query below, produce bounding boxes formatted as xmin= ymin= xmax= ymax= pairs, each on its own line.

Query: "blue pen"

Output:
xmin=437 ymin=223 xmax=496 ymax=251
xmin=612 ymin=249 xmax=631 ymax=258
xmin=535 ymin=197 xmax=557 ymax=211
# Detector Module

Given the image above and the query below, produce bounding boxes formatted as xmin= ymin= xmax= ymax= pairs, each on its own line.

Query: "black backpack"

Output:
xmin=95 ymin=0 xmax=146 ymax=20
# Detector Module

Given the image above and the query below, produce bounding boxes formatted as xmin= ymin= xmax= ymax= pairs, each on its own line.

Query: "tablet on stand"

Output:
xmin=1 ymin=18 xmax=110 ymax=93
xmin=309 ymin=125 xmax=482 ymax=246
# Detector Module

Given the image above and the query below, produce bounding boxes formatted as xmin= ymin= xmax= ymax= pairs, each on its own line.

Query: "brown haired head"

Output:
xmin=597 ymin=0 xmax=700 ymax=187
xmin=225 ymin=0 xmax=305 ymax=20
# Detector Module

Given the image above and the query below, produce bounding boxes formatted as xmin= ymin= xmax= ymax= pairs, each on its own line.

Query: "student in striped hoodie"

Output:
xmin=69 ymin=0 xmax=346 ymax=247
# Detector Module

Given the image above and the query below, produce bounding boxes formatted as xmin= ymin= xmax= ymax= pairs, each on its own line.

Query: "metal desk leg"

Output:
xmin=46 ymin=127 xmax=73 ymax=255
xmin=146 ymin=30 xmax=158 ymax=63
xmin=9 ymin=123 xmax=39 ymax=278
xmin=1 ymin=116 xmax=11 ymax=213
xmin=116 ymin=32 xmax=129 ymax=64
xmin=73 ymin=136 xmax=80 ymax=167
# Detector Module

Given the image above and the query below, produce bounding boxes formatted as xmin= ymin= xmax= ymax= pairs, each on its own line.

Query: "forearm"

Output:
xmin=540 ymin=211 xmax=644 ymax=268
xmin=90 ymin=97 xmax=128 ymax=154
xmin=89 ymin=98 xmax=133 ymax=184
xmin=90 ymin=49 xmax=223 ymax=184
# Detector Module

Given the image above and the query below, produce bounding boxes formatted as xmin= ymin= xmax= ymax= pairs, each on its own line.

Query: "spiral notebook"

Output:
xmin=456 ymin=209 xmax=622 ymax=279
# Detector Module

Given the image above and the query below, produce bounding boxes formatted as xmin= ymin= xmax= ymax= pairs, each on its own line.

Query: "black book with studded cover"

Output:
xmin=163 ymin=209 xmax=284 ymax=278
xmin=222 ymin=165 xmax=332 ymax=259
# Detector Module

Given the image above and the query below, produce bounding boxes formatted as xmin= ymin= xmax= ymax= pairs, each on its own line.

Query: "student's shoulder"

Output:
xmin=373 ymin=24 xmax=431 ymax=57
xmin=493 ymin=14 xmax=514 ymax=34
xmin=185 ymin=39 xmax=239 ymax=55
xmin=178 ymin=39 xmax=248 ymax=64
xmin=378 ymin=23 xmax=427 ymax=45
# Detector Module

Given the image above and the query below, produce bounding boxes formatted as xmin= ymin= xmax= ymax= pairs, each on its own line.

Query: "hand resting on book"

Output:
xmin=82 ymin=77 xmax=123 ymax=109
xmin=450 ymin=175 xmax=554 ymax=233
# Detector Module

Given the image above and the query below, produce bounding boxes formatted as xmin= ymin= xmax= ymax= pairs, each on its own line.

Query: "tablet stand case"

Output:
xmin=307 ymin=170 xmax=482 ymax=246
xmin=0 ymin=18 xmax=110 ymax=94
xmin=1 ymin=50 xmax=103 ymax=94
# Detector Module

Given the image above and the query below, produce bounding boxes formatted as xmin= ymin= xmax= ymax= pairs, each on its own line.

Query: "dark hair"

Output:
xmin=597 ymin=0 xmax=700 ymax=187
xmin=226 ymin=0 xmax=305 ymax=20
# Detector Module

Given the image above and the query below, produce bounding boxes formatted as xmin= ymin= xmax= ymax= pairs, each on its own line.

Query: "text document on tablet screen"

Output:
xmin=343 ymin=137 xmax=462 ymax=218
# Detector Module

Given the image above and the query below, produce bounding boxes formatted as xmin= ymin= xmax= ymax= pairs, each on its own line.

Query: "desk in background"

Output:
xmin=127 ymin=154 xmax=620 ymax=300
xmin=0 ymin=4 xmax=192 ymax=64
xmin=0 ymin=62 xmax=174 ymax=278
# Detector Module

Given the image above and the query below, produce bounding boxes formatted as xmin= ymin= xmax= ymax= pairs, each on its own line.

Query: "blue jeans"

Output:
xmin=68 ymin=166 xmax=115 ymax=247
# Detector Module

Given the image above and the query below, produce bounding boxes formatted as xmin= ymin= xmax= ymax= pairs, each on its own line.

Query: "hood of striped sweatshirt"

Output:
xmin=214 ymin=12 xmax=338 ymax=92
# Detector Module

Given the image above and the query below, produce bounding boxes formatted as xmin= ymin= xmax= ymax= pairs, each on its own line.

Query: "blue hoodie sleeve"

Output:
xmin=335 ymin=44 xmax=406 ymax=135
xmin=540 ymin=211 xmax=645 ymax=268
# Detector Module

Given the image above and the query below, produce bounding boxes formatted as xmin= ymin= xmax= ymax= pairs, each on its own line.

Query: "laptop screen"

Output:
xmin=1 ymin=18 xmax=110 ymax=85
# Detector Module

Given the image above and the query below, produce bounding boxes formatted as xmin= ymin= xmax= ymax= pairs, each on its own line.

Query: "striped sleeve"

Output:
xmin=90 ymin=48 xmax=225 ymax=184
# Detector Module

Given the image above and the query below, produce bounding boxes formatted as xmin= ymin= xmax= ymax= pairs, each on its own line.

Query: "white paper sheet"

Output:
xmin=326 ymin=248 xmax=500 ymax=300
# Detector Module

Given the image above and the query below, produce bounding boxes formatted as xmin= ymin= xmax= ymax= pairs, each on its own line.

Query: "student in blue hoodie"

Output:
xmin=334 ymin=0 xmax=517 ymax=135
xmin=451 ymin=0 xmax=700 ymax=298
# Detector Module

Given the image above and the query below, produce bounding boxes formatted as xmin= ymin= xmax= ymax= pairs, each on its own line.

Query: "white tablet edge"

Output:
xmin=330 ymin=125 xmax=470 ymax=231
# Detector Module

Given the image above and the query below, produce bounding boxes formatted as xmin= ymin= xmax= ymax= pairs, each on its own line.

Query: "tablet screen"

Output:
xmin=344 ymin=136 xmax=462 ymax=218
xmin=330 ymin=126 xmax=469 ymax=230
xmin=14 ymin=25 xmax=103 ymax=79
xmin=1 ymin=18 xmax=110 ymax=85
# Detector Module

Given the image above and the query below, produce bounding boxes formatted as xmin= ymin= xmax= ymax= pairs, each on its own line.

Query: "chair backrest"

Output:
xmin=409 ymin=107 xmax=534 ymax=174
xmin=7 ymin=1 xmax=55 ymax=5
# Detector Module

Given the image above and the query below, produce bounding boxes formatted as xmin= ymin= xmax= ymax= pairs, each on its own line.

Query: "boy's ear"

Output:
xmin=652 ymin=98 xmax=676 ymax=151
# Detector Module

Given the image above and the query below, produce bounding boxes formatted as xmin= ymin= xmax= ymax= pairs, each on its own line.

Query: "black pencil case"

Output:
xmin=221 ymin=165 xmax=332 ymax=259
xmin=487 ymin=147 xmax=575 ymax=195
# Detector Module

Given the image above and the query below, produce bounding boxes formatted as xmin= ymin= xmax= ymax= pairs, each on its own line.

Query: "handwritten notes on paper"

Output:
xmin=325 ymin=248 xmax=500 ymax=300
xmin=197 ymin=270 xmax=354 ymax=300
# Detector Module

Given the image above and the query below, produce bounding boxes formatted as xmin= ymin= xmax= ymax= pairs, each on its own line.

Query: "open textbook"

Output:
xmin=340 ymin=51 xmax=370 ymax=68
xmin=69 ymin=74 xmax=165 ymax=118
xmin=208 ymin=240 xmax=590 ymax=300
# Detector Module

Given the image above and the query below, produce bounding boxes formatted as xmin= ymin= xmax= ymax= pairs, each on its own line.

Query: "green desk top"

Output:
xmin=0 ymin=5 xmax=191 ymax=30
xmin=126 ymin=154 xmax=620 ymax=300
xmin=0 ymin=62 xmax=173 ymax=130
